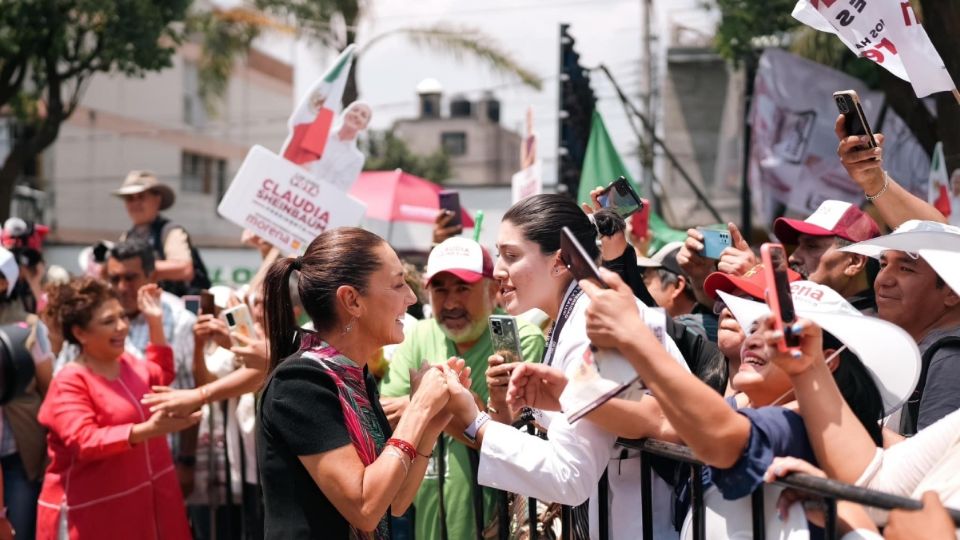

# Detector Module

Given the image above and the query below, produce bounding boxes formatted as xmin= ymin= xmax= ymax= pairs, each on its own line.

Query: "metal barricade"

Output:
xmin=493 ymin=438 xmax=960 ymax=540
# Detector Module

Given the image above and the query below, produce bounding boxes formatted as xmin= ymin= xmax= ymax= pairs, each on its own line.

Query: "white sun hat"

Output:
xmin=840 ymin=220 xmax=960 ymax=294
xmin=717 ymin=281 xmax=920 ymax=415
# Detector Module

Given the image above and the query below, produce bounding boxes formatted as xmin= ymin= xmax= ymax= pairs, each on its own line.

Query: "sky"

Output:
xmin=251 ymin=0 xmax=718 ymax=185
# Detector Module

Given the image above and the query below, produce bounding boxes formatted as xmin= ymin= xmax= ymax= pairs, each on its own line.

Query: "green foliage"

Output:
xmin=363 ymin=130 xmax=451 ymax=184
xmin=186 ymin=11 xmax=259 ymax=115
xmin=710 ymin=0 xmax=799 ymax=65
xmin=0 ymin=0 xmax=190 ymax=119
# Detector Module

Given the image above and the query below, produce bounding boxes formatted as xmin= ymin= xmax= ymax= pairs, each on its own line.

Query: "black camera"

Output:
xmin=491 ymin=319 xmax=503 ymax=335
xmin=0 ymin=322 xmax=38 ymax=405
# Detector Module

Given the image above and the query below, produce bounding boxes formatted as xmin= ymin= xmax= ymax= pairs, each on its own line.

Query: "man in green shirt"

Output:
xmin=380 ymin=237 xmax=545 ymax=540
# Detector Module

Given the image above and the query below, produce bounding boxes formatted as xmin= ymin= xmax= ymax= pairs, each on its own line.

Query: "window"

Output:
xmin=182 ymin=62 xmax=206 ymax=128
xmin=181 ymin=151 xmax=227 ymax=195
xmin=441 ymin=132 xmax=467 ymax=156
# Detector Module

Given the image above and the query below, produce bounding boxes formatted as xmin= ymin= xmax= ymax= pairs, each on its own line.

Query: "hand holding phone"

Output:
xmin=221 ymin=304 xmax=256 ymax=342
xmin=698 ymin=227 xmax=732 ymax=260
xmin=760 ymin=243 xmax=799 ymax=352
xmin=438 ymin=190 xmax=463 ymax=229
xmin=559 ymin=227 xmax=608 ymax=289
xmin=489 ymin=315 xmax=522 ymax=364
xmin=833 ymin=90 xmax=877 ymax=149
xmin=597 ymin=177 xmax=644 ymax=218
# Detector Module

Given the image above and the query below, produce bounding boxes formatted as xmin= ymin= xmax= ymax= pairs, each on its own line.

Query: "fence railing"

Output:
xmin=508 ymin=438 xmax=960 ymax=540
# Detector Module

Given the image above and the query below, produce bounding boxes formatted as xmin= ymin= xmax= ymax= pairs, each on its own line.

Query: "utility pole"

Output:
xmin=640 ymin=0 xmax=656 ymax=208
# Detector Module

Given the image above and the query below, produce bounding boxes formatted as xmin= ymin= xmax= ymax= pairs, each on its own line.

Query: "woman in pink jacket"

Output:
xmin=36 ymin=277 xmax=199 ymax=539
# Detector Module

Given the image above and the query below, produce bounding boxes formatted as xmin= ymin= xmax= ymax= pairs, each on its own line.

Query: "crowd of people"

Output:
xmin=1 ymin=116 xmax=958 ymax=540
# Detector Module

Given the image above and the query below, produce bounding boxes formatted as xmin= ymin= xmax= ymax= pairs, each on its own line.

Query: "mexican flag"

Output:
xmin=577 ymin=110 xmax=686 ymax=253
xmin=280 ymin=44 xmax=356 ymax=165
xmin=928 ymin=142 xmax=952 ymax=219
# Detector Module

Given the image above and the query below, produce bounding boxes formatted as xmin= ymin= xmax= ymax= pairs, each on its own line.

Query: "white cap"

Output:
xmin=425 ymin=237 xmax=493 ymax=285
xmin=0 ymin=248 xmax=19 ymax=297
xmin=718 ymin=280 xmax=920 ymax=415
xmin=840 ymin=219 xmax=960 ymax=294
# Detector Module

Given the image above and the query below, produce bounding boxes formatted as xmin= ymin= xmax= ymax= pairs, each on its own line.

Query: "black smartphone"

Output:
xmin=438 ymin=190 xmax=463 ymax=229
xmin=833 ymin=90 xmax=877 ymax=149
xmin=761 ymin=243 xmax=800 ymax=351
xmin=488 ymin=315 xmax=523 ymax=364
xmin=559 ymin=227 xmax=608 ymax=289
xmin=200 ymin=291 xmax=217 ymax=317
xmin=597 ymin=177 xmax=644 ymax=218
xmin=183 ymin=295 xmax=201 ymax=316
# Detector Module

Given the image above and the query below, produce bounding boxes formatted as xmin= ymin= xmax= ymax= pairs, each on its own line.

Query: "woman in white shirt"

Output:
xmin=449 ymin=194 xmax=687 ymax=539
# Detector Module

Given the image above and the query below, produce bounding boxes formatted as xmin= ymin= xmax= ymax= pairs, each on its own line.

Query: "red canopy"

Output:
xmin=349 ymin=169 xmax=475 ymax=227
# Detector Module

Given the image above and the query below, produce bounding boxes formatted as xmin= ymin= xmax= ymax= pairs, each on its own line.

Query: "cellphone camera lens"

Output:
xmin=836 ymin=98 xmax=848 ymax=113
xmin=226 ymin=313 xmax=235 ymax=326
xmin=492 ymin=321 xmax=502 ymax=335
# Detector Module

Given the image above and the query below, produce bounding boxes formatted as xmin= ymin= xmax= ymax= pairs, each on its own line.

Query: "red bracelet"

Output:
xmin=386 ymin=438 xmax=417 ymax=462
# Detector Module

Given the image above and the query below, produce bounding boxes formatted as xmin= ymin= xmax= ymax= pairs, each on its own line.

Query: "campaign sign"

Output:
xmin=217 ymin=145 xmax=367 ymax=255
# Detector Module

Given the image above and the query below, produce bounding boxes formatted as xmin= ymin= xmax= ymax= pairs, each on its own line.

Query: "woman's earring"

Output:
xmin=342 ymin=317 xmax=357 ymax=335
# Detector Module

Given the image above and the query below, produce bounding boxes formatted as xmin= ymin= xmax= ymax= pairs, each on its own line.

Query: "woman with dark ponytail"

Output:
xmin=256 ymin=227 xmax=459 ymax=539
xmin=439 ymin=194 xmax=691 ymax=538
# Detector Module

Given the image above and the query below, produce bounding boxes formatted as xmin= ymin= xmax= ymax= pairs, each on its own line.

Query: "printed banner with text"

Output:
xmin=218 ymin=145 xmax=367 ymax=255
xmin=748 ymin=49 xmax=930 ymax=226
xmin=792 ymin=0 xmax=955 ymax=97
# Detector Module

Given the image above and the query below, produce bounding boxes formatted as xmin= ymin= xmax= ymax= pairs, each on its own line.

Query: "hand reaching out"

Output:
xmin=433 ymin=210 xmax=463 ymax=245
xmin=506 ymin=363 xmax=568 ymax=412
xmin=137 ymin=284 xmax=164 ymax=321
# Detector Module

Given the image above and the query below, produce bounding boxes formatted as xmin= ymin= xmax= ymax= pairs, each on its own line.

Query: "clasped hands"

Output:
xmin=407 ymin=358 xmax=479 ymax=433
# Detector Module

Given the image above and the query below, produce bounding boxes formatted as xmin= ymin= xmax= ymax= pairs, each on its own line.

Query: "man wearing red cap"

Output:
xmin=774 ymin=200 xmax=880 ymax=312
xmin=379 ymin=237 xmax=544 ymax=540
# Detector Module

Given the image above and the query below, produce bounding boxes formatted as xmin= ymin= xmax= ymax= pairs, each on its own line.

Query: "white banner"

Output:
xmin=792 ymin=0 xmax=955 ymax=97
xmin=217 ymin=145 xmax=367 ymax=255
xmin=748 ymin=49 xmax=930 ymax=226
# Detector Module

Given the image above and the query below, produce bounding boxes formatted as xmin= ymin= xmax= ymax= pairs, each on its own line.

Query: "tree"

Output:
xmin=708 ymin=0 xmax=960 ymax=174
xmin=0 ymin=0 xmax=191 ymax=221
xmin=198 ymin=2 xmax=541 ymax=109
xmin=362 ymin=130 xmax=451 ymax=184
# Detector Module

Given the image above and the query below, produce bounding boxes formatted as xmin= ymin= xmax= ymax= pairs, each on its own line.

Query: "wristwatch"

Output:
xmin=463 ymin=411 xmax=491 ymax=444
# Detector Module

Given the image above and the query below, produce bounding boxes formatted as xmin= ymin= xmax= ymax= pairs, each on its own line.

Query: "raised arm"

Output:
xmin=763 ymin=317 xmax=877 ymax=483
xmin=580 ymin=270 xmax=751 ymax=468
xmin=835 ymin=115 xmax=945 ymax=228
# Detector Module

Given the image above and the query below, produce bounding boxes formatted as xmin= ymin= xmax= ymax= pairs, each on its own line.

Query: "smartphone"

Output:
xmin=597 ymin=177 xmax=644 ymax=218
xmin=559 ymin=227 xmax=608 ymax=289
xmin=438 ymin=190 xmax=463 ymax=229
xmin=200 ymin=291 xmax=217 ymax=317
xmin=489 ymin=315 xmax=523 ymax=364
xmin=630 ymin=199 xmax=650 ymax=240
xmin=183 ymin=295 xmax=201 ymax=316
xmin=221 ymin=304 xmax=255 ymax=340
xmin=833 ymin=90 xmax=877 ymax=149
xmin=698 ymin=228 xmax=732 ymax=259
xmin=760 ymin=243 xmax=800 ymax=352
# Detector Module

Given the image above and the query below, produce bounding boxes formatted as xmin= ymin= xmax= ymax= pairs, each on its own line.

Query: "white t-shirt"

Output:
xmin=479 ymin=282 xmax=689 ymax=539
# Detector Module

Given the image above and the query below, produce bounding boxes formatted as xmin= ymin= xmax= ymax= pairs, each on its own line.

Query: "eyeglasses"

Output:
xmin=712 ymin=299 xmax=727 ymax=316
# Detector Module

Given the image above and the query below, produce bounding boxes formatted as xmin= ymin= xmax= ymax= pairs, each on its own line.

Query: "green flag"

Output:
xmin=577 ymin=110 xmax=686 ymax=253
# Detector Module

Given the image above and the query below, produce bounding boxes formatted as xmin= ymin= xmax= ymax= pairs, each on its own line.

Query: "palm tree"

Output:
xmin=192 ymin=1 xmax=542 ymax=113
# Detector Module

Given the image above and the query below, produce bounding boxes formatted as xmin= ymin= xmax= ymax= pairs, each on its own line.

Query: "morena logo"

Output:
xmin=790 ymin=283 xmax=825 ymax=302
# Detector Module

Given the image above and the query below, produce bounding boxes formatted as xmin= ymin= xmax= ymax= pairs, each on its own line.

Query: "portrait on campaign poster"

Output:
xmin=306 ymin=101 xmax=373 ymax=193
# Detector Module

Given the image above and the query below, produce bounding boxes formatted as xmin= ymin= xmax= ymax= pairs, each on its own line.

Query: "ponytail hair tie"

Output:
xmin=291 ymin=256 xmax=303 ymax=271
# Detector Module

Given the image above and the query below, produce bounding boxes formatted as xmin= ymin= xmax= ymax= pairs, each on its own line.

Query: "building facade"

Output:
xmin=393 ymin=79 xmax=521 ymax=186
xmin=41 ymin=43 xmax=293 ymax=249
